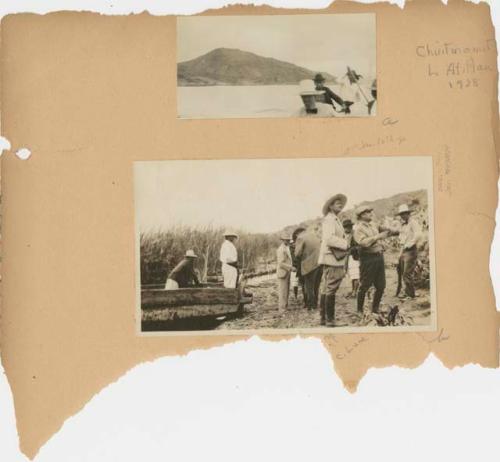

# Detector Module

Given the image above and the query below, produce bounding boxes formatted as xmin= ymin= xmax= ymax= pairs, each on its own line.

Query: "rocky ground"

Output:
xmin=216 ymin=254 xmax=432 ymax=330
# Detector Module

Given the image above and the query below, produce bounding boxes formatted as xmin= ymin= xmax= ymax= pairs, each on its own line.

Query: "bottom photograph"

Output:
xmin=134 ymin=156 xmax=436 ymax=334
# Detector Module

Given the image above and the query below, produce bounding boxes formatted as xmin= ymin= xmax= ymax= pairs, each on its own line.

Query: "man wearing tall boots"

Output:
xmin=353 ymin=205 xmax=397 ymax=314
xmin=396 ymin=204 xmax=422 ymax=299
xmin=318 ymin=193 xmax=349 ymax=327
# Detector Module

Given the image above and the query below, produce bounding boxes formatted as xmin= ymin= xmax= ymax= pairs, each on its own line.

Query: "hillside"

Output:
xmin=177 ymin=48 xmax=337 ymax=86
xmin=279 ymin=189 xmax=429 ymax=236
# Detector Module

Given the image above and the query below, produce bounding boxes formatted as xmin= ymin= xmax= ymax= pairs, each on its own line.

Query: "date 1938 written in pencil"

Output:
xmin=416 ymin=39 xmax=496 ymax=90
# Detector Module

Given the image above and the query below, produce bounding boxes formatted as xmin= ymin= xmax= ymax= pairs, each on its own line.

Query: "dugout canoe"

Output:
xmin=141 ymin=287 xmax=253 ymax=330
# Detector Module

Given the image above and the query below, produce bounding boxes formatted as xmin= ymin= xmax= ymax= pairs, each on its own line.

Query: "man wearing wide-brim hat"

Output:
xmin=353 ymin=205 xmax=398 ymax=314
xmin=165 ymin=249 xmax=200 ymax=290
xmin=313 ymin=73 xmax=353 ymax=114
xmin=318 ymin=193 xmax=349 ymax=326
xmin=220 ymin=229 xmax=239 ymax=288
xmin=276 ymin=232 xmax=294 ymax=311
xmin=396 ymin=204 xmax=422 ymax=299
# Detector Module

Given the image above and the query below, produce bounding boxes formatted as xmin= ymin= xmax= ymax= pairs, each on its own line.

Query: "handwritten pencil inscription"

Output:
xmin=416 ymin=39 xmax=496 ymax=90
xmin=437 ymin=145 xmax=452 ymax=197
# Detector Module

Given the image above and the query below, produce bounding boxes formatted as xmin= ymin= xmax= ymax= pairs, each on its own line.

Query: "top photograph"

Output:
xmin=176 ymin=14 xmax=376 ymax=119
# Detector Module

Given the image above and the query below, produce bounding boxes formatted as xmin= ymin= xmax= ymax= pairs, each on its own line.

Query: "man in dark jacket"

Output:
xmin=165 ymin=250 xmax=200 ymax=290
xmin=313 ymin=73 xmax=353 ymax=114
xmin=293 ymin=227 xmax=322 ymax=310
xmin=353 ymin=206 xmax=398 ymax=314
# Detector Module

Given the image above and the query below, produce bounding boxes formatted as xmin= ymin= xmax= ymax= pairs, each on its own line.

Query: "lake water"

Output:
xmin=177 ymin=84 xmax=375 ymax=119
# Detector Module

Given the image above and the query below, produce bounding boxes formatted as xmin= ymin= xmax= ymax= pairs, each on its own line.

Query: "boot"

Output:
xmin=319 ymin=294 xmax=326 ymax=326
xmin=372 ymin=288 xmax=384 ymax=314
xmin=325 ymin=294 xmax=336 ymax=327
xmin=357 ymin=289 xmax=366 ymax=313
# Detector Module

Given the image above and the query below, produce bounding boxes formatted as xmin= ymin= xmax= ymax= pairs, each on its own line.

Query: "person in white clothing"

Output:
xmin=342 ymin=218 xmax=360 ymax=299
xmin=396 ymin=204 xmax=422 ymax=299
xmin=220 ymin=229 xmax=239 ymax=288
xmin=276 ymin=233 xmax=294 ymax=310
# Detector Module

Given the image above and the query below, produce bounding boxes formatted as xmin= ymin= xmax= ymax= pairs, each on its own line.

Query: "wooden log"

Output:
xmin=141 ymin=283 xmax=165 ymax=290
xmin=142 ymin=304 xmax=240 ymax=322
xmin=141 ymin=287 xmax=239 ymax=308
xmin=141 ymin=282 xmax=221 ymax=290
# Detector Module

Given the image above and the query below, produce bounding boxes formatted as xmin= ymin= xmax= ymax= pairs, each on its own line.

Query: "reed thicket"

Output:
xmin=140 ymin=225 xmax=279 ymax=285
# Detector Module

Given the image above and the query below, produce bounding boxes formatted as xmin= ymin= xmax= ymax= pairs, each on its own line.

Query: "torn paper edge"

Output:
xmin=0 ymin=1 xmax=499 ymax=459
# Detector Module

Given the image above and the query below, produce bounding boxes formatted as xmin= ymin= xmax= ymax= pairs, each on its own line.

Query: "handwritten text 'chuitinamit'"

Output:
xmin=416 ymin=39 xmax=496 ymax=90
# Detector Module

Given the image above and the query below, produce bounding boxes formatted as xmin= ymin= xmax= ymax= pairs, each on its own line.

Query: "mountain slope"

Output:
xmin=279 ymin=190 xmax=429 ymax=236
xmin=177 ymin=48 xmax=337 ymax=86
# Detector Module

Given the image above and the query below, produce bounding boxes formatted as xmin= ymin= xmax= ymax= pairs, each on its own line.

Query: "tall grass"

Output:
xmin=140 ymin=225 xmax=280 ymax=285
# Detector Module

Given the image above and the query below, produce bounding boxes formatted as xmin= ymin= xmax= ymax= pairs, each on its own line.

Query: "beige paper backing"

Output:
xmin=1 ymin=1 xmax=499 ymax=458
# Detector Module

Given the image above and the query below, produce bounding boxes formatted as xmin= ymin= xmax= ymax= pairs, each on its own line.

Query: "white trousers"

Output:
xmin=165 ymin=278 xmax=179 ymax=290
xmin=222 ymin=263 xmax=238 ymax=288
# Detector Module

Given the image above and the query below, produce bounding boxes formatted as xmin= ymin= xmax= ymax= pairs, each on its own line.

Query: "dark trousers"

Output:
xmin=320 ymin=265 xmax=346 ymax=323
xmin=303 ymin=266 xmax=323 ymax=309
xmin=400 ymin=247 xmax=417 ymax=297
xmin=357 ymin=253 xmax=386 ymax=313
xmin=326 ymin=91 xmax=344 ymax=107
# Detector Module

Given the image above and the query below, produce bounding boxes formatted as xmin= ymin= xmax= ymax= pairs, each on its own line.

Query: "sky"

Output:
xmin=177 ymin=14 xmax=376 ymax=78
xmin=134 ymin=157 xmax=433 ymax=234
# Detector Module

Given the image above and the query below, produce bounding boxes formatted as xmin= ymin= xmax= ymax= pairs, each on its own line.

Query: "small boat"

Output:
xmin=141 ymin=286 xmax=253 ymax=331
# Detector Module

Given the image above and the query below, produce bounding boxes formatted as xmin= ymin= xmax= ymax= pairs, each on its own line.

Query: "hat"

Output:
xmin=280 ymin=232 xmax=292 ymax=241
xmin=342 ymin=218 xmax=353 ymax=227
xmin=355 ymin=205 xmax=373 ymax=218
xmin=223 ymin=229 xmax=238 ymax=237
xmin=397 ymin=204 xmax=411 ymax=215
xmin=322 ymin=193 xmax=347 ymax=216
xmin=313 ymin=73 xmax=326 ymax=83
xmin=185 ymin=249 xmax=198 ymax=258
xmin=292 ymin=226 xmax=306 ymax=240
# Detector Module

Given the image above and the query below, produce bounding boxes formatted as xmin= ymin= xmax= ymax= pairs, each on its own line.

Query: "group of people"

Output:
xmin=276 ymin=194 xmax=423 ymax=327
xmin=163 ymin=196 xmax=424 ymax=329
xmin=312 ymin=72 xmax=377 ymax=116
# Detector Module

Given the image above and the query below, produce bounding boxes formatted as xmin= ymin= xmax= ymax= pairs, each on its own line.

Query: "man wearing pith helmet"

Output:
xmin=396 ymin=204 xmax=422 ymax=299
xmin=318 ymin=193 xmax=349 ymax=327
xmin=353 ymin=205 xmax=397 ymax=314
xmin=220 ymin=229 xmax=239 ymax=288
